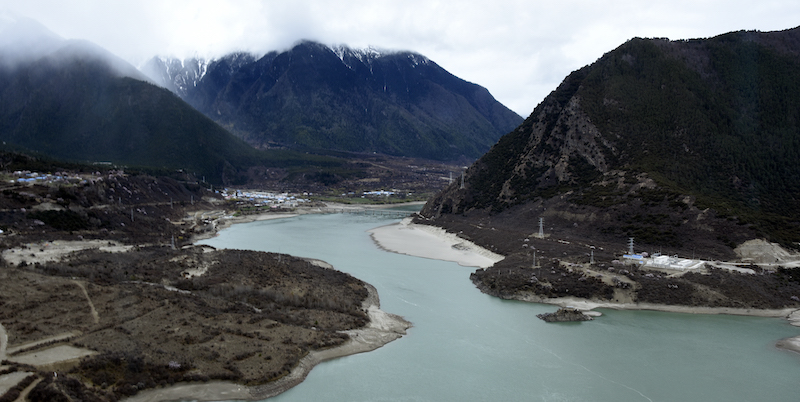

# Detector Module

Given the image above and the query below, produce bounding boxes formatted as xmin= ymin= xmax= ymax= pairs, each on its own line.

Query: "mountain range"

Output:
xmin=0 ymin=14 xmax=521 ymax=184
xmin=141 ymin=41 xmax=522 ymax=161
xmin=422 ymin=27 xmax=800 ymax=255
xmin=0 ymin=14 xmax=276 ymax=184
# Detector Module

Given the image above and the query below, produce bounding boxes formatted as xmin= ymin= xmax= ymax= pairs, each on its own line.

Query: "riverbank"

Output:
xmin=124 ymin=206 xmax=413 ymax=401
xmin=124 ymin=284 xmax=410 ymax=402
xmin=513 ymin=292 xmax=800 ymax=355
xmin=189 ymin=201 xmax=425 ymax=243
xmin=368 ymin=218 xmax=800 ymax=355
xmin=247 ymin=283 xmax=410 ymax=400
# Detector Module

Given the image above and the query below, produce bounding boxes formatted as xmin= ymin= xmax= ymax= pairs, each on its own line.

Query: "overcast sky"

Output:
xmin=2 ymin=0 xmax=799 ymax=116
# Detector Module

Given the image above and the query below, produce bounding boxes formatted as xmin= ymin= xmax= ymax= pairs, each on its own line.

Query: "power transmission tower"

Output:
xmin=538 ymin=218 xmax=544 ymax=238
xmin=628 ymin=237 xmax=635 ymax=255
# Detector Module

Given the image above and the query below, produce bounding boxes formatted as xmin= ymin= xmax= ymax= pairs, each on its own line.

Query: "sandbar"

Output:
xmin=368 ymin=218 xmax=504 ymax=268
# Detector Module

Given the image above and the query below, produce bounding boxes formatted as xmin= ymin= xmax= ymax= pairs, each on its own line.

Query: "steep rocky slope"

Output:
xmin=422 ymin=27 xmax=800 ymax=257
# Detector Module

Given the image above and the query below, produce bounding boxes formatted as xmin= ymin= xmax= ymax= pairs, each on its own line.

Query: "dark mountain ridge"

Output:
xmin=422 ymin=27 xmax=800 ymax=257
xmin=0 ymin=50 xmax=260 ymax=184
xmin=0 ymin=17 xmax=360 ymax=185
xmin=142 ymin=41 xmax=522 ymax=161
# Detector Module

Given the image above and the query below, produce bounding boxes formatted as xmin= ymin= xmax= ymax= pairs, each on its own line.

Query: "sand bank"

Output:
xmin=124 ymin=285 xmax=410 ymax=402
xmin=780 ymin=311 xmax=800 ymax=354
xmin=776 ymin=336 xmax=800 ymax=354
xmin=368 ymin=218 xmax=504 ymax=268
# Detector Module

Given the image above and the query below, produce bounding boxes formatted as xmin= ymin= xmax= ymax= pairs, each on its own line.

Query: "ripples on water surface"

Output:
xmin=199 ymin=213 xmax=799 ymax=402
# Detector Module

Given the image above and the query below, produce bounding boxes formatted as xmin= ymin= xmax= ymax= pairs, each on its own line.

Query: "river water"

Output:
xmin=199 ymin=213 xmax=799 ymax=402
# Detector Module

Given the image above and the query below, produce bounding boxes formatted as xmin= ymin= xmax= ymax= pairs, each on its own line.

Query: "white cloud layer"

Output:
xmin=2 ymin=0 xmax=799 ymax=116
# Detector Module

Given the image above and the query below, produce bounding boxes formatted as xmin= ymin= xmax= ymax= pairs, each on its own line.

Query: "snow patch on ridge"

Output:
xmin=331 ymin=43 xmax=429 ymax=72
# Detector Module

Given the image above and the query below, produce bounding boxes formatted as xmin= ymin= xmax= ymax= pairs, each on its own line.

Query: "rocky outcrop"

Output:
xmin=536 ymin=307 xmax=593 ymax=322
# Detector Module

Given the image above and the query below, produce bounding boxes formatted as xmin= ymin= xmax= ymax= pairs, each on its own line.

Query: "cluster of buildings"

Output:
xmin=7 ymin=170 xmax=88 ymax=185
xmin=621 ymin=253 xmax=705 ymax=271
xmin=340 ymin=189 xmax=414 ymax=198
xmin=362 ymin=190 xmax=396 ymax=196
xmin=221 ymin=189 xmax=310 ymax=208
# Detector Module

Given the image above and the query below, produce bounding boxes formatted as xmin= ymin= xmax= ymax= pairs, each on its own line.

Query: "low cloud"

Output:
xmin=2 ymin=0 xmax=799 ymax=115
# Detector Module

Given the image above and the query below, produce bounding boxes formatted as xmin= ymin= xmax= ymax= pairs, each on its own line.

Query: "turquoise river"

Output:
xmin=199 ymin=212 xmax=799 ymax=402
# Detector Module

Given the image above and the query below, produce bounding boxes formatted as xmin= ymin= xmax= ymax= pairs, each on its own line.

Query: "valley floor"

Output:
xmin=3 ymin=202 xmax=799 ymax=401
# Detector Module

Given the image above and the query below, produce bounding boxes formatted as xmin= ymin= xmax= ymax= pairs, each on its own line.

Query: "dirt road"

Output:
xmin=0 ymin=321 xmax=7 ymax=360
